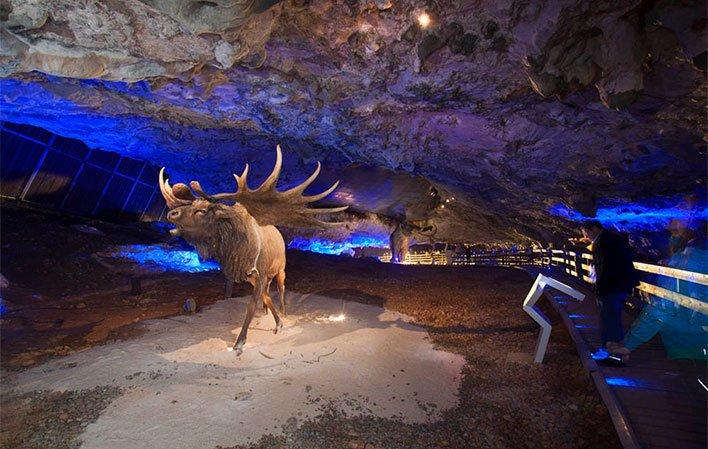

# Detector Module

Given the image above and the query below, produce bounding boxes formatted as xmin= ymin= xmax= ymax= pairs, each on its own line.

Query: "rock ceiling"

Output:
xmin=1 ymin=0 xmax=705 ymax=244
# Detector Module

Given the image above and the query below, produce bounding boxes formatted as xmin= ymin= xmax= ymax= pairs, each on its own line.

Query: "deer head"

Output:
xmin=158 ymin=145 xmax=348 ymax=237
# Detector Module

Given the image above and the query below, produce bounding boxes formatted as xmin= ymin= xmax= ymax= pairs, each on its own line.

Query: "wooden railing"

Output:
xmin=462 ymin=248 xmax=707 ymax=314
xmin=379 ymin=250 xmax=447 ymax=265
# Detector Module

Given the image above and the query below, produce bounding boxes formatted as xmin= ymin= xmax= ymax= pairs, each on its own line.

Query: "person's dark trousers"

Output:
xmin=596 ymin=292 xmax=628 ymax=346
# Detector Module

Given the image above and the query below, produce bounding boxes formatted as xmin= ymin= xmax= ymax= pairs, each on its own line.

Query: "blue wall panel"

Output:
xmin=0 ymin=121 xmax=166 ymax=222
xmin=23 ymin=151 xmax=82 ymax=207
xmin=62 ymin=165 xmax=112 ymax=216
xmin=0 ymin=130 xmax=46 ymax=197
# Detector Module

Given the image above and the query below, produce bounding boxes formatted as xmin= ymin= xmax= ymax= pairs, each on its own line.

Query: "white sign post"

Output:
xmin=523 ymin=273 xmax=585 ymax=363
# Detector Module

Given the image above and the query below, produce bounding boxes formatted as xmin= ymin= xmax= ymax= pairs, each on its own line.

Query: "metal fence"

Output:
xmin=0 ymin=121 xmax=167 ymax=222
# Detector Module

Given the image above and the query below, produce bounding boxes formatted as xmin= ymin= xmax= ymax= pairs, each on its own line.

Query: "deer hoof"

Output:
xmin=274 ymin=321 xmax=283 ymax=334
xmin=232 ymin=344 xmax=244 ymax=356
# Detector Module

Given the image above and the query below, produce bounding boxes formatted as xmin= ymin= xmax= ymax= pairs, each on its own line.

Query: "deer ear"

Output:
xmin=172 ymin=183 xmax=195 ymax=201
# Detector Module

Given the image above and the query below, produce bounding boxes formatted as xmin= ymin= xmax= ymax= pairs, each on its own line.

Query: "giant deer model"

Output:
xmin=158 ymin=145 xmax=346 ymax=355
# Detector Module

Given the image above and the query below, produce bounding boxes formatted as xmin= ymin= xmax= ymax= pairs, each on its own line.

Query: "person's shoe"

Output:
xmin=605 ymin=342 xmax=631 ymax=362
xmin=596 ymin=353 xmax=626 ymax=367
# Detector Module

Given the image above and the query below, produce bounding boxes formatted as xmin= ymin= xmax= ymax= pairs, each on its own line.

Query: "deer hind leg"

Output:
xmin=224 ymin=278 xmax=234 ymax=299
xmin=261 ymin=291 xmax=282 ymax=333
xmin=263 ymin=278 xmax=273 ymax=313
xmin=276 ymin=269 xmax=286 ymax=316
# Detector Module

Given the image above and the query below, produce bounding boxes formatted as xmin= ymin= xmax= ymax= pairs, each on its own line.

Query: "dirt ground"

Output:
xmin=0 ymin=201 xmax=621 ymax=449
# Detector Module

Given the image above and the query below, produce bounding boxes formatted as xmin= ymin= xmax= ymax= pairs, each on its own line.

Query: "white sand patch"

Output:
xmin=3 ymin=292 xmax=465 ymax=449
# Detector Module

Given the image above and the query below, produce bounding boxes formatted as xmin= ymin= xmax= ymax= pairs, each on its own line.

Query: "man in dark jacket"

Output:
xmin=581 ymin=220 xmax=639 ymax=350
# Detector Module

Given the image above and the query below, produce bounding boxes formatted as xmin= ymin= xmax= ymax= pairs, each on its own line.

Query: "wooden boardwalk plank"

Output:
xmin=527 ymin=267 xmax=707 ymax=449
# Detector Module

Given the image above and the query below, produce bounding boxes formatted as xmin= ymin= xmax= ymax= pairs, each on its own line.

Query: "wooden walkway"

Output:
xmin=528 ymin=267 xmax=707 ymax=449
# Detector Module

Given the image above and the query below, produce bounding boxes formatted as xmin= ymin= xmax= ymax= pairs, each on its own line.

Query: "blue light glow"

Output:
xmin=574 ymin=324 xmax=594 ymax=329
xmin=591 ymin=349 xmax=610 ymax=360
xmin=147 ymin=221 xmax=176 ymax=233
xmin=605 ymin=377 xmax=646 ymax=388
xmin=568 ymin=314 xmax=587 ymax=319
xmin=549 ymin=198 xmax=707 ymax=231
xmin=112 ymin=244 xmax=220 ymax=273
xmin=288 ymin=234 xmax=389 ymax=255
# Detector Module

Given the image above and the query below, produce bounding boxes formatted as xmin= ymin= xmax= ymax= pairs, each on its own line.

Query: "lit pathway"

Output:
xmin=528 ymin=267 xmax=706 ymax=449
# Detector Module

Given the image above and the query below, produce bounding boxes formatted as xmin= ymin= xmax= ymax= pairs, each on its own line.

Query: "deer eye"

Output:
xmin=194 ymin=209 xmax=206 ymax=216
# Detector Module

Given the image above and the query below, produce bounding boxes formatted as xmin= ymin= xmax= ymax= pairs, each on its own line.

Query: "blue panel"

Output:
xmin=0 ymin=129 xmax=46 ymax=197
xmin=87 ymin=148 xmax=120 ymax=171
xmin=122 ymin=183 xmax=154 ymax=219
xmin=23 ymin=151 xmax=81 ymax=207
xmin=94 ymin=175 xmax=133 ymax=218
xmin=52 ymin=134 xmax=90 ymax=159
xmin=62 ymin=165 xmax=111 ymax=216
xmin=142 ymin=190 xmax=166 ymax=222
xmin=116 ymin=157 xmax=144 ymax=178
xmin=139 ymin=164 xmax=159 ymax=185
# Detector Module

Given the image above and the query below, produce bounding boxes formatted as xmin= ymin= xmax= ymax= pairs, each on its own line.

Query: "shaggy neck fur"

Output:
xmin=188 ymin=210 xmax=261 ymax=282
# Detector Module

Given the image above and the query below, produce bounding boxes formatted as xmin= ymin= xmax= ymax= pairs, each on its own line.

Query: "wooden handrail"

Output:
xmin=637 ymin=282 xmax=707 ymax=314
xmin=464 ymin=249 xmax=706 ymax=311
xmin=633 ymin=262 xmax=708 ymax=286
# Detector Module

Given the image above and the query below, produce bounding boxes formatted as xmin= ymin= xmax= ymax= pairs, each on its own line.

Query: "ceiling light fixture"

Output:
xmin=418 ymin=12 xmax=431 ymax=29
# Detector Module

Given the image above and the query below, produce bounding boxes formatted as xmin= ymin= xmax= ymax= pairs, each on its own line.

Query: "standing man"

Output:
xmin=580 ymin=220 xmax=639 ymax=359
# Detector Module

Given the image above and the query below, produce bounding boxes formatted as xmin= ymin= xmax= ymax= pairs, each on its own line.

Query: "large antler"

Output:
xmin=159 ymin=168 xmax=195 ymax=209
xmin=192 ymin=145 xmax=348 ymax=228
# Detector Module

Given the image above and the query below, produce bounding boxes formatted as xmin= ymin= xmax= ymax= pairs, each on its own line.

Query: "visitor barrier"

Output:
xmin=464 ymin=248 xmax=707 ymax=314
xmin=380 ymin=244 xmax=706 ymax=314
xmin=522 ymin=273 xmax=585 ymax=363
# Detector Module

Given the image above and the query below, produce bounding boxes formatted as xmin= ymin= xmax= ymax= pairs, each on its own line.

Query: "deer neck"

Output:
xmin=205 ymin=214 xmax=261 ymax=283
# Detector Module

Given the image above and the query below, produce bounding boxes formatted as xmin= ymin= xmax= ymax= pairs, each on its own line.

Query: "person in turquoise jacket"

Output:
xmin=611 ymin=228 xmax=707 ymax=361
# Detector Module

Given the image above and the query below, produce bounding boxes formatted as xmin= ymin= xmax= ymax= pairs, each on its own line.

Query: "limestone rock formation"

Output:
xmin=0 ymin=0 xmax=705 ymax=245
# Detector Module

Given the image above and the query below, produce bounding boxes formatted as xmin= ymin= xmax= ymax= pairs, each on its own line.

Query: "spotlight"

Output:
xmin=418 ymin=12 xmax=431 ymax=29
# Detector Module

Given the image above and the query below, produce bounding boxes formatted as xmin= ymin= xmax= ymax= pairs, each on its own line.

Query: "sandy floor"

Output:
xmin=3 ymin=293 xmax=463 ymax=449
xmin=1 ymin=202 xmax=622 ymax=449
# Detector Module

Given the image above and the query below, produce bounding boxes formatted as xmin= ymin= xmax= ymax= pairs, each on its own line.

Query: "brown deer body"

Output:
xmin=159 ymin=146 xmax=345 ymax=355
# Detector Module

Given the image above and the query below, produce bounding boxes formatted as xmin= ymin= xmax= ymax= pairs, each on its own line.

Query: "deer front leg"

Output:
xmin=232 ymin=297 xmax=257 ymax=356
xmin=232 ymin=277 xmax=265 ymax=355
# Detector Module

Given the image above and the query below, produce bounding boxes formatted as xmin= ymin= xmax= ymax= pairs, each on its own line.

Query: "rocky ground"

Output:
xmin=0 ymin=203 xmax=621 ymax=448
